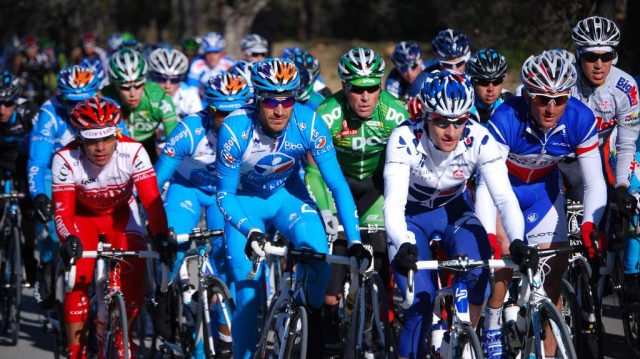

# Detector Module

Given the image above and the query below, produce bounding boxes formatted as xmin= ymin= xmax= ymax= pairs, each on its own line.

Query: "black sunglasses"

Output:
xmin=581 ymin=51 xmax=616 ymax=63
xmin=0 ymin=100 xmax=16 ymax=107
xmin=346 ymin=84 xmax=380 ymax=95
xmin=475 ymin=78 xmax=504 ymax=87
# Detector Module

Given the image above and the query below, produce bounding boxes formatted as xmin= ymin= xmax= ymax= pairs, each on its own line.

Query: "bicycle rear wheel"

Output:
xmin=3 ymin=225 xmax=23 ymax=345
xmin=561 ymin=279 xmax=583 ymax=358
xmin=283 ymin=305 xmax=307 ymax=359
xmin=454 ymin=323 xmax=483 ymax=359
xmin=622 ymin=306 xmax=640 ymax=359
xmin=535 ymin=300 xmax=577 ymax=359
xmin=106 ymin=293 xmax=130 ymax=359
xmin=361 ymin=272 xmax=397 ymax=358
xmin=202 ymin=277 xmax=235 ymax=358
xmin=254 ymin=291 xmax=285 ymax=359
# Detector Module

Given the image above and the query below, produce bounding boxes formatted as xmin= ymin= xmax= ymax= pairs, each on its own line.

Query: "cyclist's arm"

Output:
xmin=27 ymin=105 xmax=57 ymax=198
xmin=154 ymin=120 xmax=192 ymax=188
xmin=131 ymin=143 xmax=168 ymax=235
xmin=157 ymin=91 xmax=179 ymax=136
xmin=185 ymin=60 xmax=203 ymax=88
xmin=613 ymin=76 xmax=640 ymax=187
xmin=304 ymin=158 xmax=333 ymax=213
xmin=576 ymin=131 xmax=607 ymax=226
xmin=51 ymin=152 xmax=77 ymax=240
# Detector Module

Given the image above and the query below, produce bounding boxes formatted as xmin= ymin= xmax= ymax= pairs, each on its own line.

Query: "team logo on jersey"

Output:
xmin=241 ymin=130 xmax=248 ymax=139
xmin=615 ymin=77 xmax=639 ymax=107
xmin=298 ymin=122 xmax=306 ymax=130
xmin=413 ymin=128 xmax=423 ymax=142
xmin=464 ymin=135 xmax=474 ymax=148
xmin=314 ymin=136 xmax=327 ymax=149
xmin=254 ymin=153 xmax=295 ymax=175
xmin=221 ymin=150 xmax=234 ymax=163
xmin=453 ymin=169 xmax=465 ymax=179
xmin=164 ymin=147 xmax=175 ymax=157
xmin=527 ymin=213 xmax=538 ymax=223
xmin=195 ymin=128 xmax=203 ymax=136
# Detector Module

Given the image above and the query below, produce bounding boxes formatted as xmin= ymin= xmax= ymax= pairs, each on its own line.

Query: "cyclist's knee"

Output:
xmin=324 ymin=295 xmax=340 ymax=306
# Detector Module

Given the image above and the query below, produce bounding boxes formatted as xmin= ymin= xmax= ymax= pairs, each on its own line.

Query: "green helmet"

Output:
xmin=338 ymin=47 xmax=385 ymax=86
xmin=108 ymin=48 xmax=148 ymax=84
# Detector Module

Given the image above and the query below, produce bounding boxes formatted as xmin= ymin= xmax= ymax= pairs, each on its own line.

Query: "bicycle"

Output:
xmin=156 ymin=228 xmax=234 ymax=359
xmin=253 ymin=241 xmax=357 ymax=359
xmin=0 ymin=173 xmax=26 ymax=345
xmin=66 ymin=234 xmax=161 ymax=359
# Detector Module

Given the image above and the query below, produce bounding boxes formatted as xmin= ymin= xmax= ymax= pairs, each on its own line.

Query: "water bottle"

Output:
xmin=182 ymin=284 xmax=196 ymax=306
xmin=430 ymin=320 xmax=447 ymax=357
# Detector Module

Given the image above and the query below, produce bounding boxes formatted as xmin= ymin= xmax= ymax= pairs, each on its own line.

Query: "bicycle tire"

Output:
xmin=622 ymin=306 xmax=640 ymax=359
xmin=283 ymin=305 xmax=308 ymax=359
xmin=202 ymin=278 xmax=235 ymax=358
xmin=532 ymin=300 xmax=577 ymax=359
xmin=561 ymin=278 xmax=583 ymax=358
xmin=106 ymin=292 xmax=130 ymax=359
xmin=8 ymin=224 xmax=22 ymax=345
xmin=254 ymin=291 xmax=285 ymax=359
xmin=363 ymin=272 xmax=397 ymax=359
xmin=454 ymin=323 xmax=483 ymax=359
xmin=569 ymin=258 xmax=604 ymax=359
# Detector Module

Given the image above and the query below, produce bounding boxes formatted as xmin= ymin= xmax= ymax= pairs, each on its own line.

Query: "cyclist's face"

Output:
xmin=474 ymin=78 xmax=504 ymax=106
xmin=426 ymin=117 xmax=466 ymax=152
xmin=527 ymin=90 xmax=570 ymax=131
xmin=243 ymin=52 xmax=267 ymax=63
xmin=205 ymin=52 xmax=222 ymax=68
xmin=81 ymin=135 xmax=117 ymax=166
xmin=344 ymin=82 xmax=381 ymax=118
xmin=0 ymin=101 xmax=17 ymax=123
xmin=439 ymin=56 xmax=467 ymax=73
xmin=258 ymin=96 xmax=295 ymax=134
xmin=400 ymin=63 xmax=423 ymax=84
xmin=118 ymin=82 xmax=145 ymax=108
xmin=580 ymin=51 xmax=613 ymax=86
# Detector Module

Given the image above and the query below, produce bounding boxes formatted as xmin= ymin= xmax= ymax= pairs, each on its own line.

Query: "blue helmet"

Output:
xmin=419 ymin=71 xmax=474 ymax=119
xmin=203 ymin=73 xmax=252 ymax=112
xmin=280 ymin=47 xmax=302 ymax=60
xmin=57 ymin=65 xmax=101 ymax=102
xmin=79 ymin=57 xmax=108 ymax=89
xmin=0 ymin=70 xmax=22 ymax=102
xmin=251 ymin=58 xmax=300 ymax=95
xmin=432 ymin=29 xmax=471 ymax=61
xmin=201 ymin=32 xmax=224 ymax=54
xmin=230 ymin=60 xmax=254 ymax=87
xmin=285 ymin=49 xmax=320 ymax=83
xmin=391 ymin=41 xmax=423 ymax=71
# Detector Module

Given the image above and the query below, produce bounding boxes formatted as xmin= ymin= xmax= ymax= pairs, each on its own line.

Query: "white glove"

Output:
xmin=321 ymin=210 xmax=340 ymax=237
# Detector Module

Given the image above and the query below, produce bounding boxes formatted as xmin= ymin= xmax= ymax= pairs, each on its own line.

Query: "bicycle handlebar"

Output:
xmin=0 ymin=192 xmax=25 ymax=200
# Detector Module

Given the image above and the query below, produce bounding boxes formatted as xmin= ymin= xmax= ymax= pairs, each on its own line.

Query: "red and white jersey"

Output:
xmin=52 ymin=135 xmax=167 ymax=239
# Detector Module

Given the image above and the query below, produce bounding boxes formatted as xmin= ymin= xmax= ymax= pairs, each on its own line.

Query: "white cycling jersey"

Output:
xmin=572 ymin=66 xmax=640 ymax=186
xmin=173 ymin=83 xmax=203 ymax=118
xmin=383 ymin=120 xmax=524 ymax=251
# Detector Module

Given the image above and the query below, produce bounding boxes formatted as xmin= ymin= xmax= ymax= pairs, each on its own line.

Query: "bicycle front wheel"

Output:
xmin=454 ymin=323 xmax=483 ymax=359
xmin=282 ymin=305 xmax=308 ymax=359
xmin=202 ymin=277 xmax=235 ymax=358
xmin=534 ymin=300 xmax=577 ymax=359
xmin=561 ymin=279 xmax=583 ymax=358
xmin=4 ymin=225 xmax=23 ymax=345
xmin=106 ymin=293 xmax=130 ymax=359
xmin=622 ymin=306 xmax=640 ymax=359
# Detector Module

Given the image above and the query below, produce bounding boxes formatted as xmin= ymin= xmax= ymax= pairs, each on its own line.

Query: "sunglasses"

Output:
xmin=151 ymin=74 xmax=181 ymax=84
xmin=249 ymin=52 xmax=268 ymax=58
xmin=581 ymin=51 xmax=616 ymax=63
xmin=528 ymin=92 xmax=570 ymax=106
xmin=259 ymin=96 xmax=296 ymax=109
xmin=440 ymin=60 xmax=466 ymax=69
xmin=346 ymin=84 xmax=380 ymax=95
xmin=0 ymin=100 xmax=16 ymax=107
xmin=474 ymin=78 xmax=504 ymax=87
xmin=429 ymin=114 xmax=469 ymax=129
xmin=119 ymin=82 xmax=145 ymax=91
xmin=399 ymin=63 xmax=421 ymax=74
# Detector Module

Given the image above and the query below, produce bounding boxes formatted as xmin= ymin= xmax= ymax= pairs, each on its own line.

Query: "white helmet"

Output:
xmin=148 ymin=48 xmax=189 ymax=76
xmin=572 ymin=16 xmax=620 ymax=50
xmin=520 ymin=50 xmax=577 ymax=93
xmin=240 ymin=34 xmax=269 ymax=55
xmin=419 ymin=71 xmax=474 ymax=119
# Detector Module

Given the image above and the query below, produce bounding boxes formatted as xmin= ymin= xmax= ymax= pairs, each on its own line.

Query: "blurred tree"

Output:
xmin=223 ymin=0 xmax=271 ymax=58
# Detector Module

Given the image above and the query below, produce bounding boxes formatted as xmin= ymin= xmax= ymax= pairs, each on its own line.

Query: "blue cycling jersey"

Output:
xmin=155 ymin=109 xmax=218 ymax=193
xmin=27 ymin=95 xmax=127 ymax=198
xmin=215 ymin=103 xmax=360 ymax=243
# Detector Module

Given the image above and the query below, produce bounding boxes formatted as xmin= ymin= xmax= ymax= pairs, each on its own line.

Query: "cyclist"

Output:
xmin=281 ymin=47 xmax=332 ymax=98
xmin=51 ymin=96 xmax=174 ymax=359
xmin=148 ymin=48 xmax=203 ymax=118
xmin=475 ymin=51 xmax=608 ymax=358
xmin=386 ymin=41 xmax=425 ymax=102
xmin=408 ymin=28 xmax=471 ymax=98
xmin=229 ymin=60 xmax=254 ymax=90
xmin=626 ymin=143 xmax=640 ymax=304
xmin=215 ymin=58 xmax=368 ymax=359
xmin=28 ymin=65 xmax=106 ymax=307
xmin=103 ymin=47 xmax=178 ymax=163
xmin=467 ymin=48 xmax=512 ymax=124
xmin=385 ymin=70 xmax=525 ymax=359
xmin=288 ymin=49 xmax=325 ymax=110
xmin=305 ymin=47 xmax=408 ymax=348
xmin=153 ymin=73 xmax=252 ymax=357
xmin=13 ymin=34 xmax=55 ymax=104
xmin=181 ymin=36 xmax=201 ymax=63
xmin=240 ymin=33 xmax=269 ymax=62
xmin=0 ymin=70 xmax=39 ymax=286
xmin=78 ymin=32 xmax=109 ymax=70
xmin=186 ymin=32 xmax=234 ymax=92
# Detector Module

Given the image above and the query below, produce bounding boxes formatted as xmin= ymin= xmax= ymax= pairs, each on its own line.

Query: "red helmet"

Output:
xmin=82 ymin=32 xmax=96 ymax=46
xmin=22 ymin=34 xmax=39 ymax=50
xmin=70 ymin=97 xmax=122 ymax=139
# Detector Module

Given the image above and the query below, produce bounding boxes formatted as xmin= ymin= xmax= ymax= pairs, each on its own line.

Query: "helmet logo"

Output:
xmin=274 ymin=62 xmax=297 ymax=84
xmin=72 ymin=69 xmax=95 ymax=87
xmin=224 ymin=76 xmax=246 ymax=95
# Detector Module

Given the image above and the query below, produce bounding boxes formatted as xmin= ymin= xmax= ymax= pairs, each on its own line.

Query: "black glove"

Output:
xmin=347 ymin=242 xmax=373 ymax=271
xmin=60 ymin=235 xmax=83 ymax=266
xmin=392 ymin=242 xmax=419 ymax=276
xmin=509 ymin=239 xmax=539 ymax=274
xmin=614 ymin=186 xmax=638 ymax=218
xmin=154 ymin=233 xmax=177 ymax=266
xmin=244 ymin=231 xmax=268 ymax=259
xmin=34 ymin=193 xmax=52 ymax=222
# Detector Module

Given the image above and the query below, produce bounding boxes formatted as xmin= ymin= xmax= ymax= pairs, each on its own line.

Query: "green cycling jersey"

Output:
xmin=103 ymin=81 xmax=178 ymax=141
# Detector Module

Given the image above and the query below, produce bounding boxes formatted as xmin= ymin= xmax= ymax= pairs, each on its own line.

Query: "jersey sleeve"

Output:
xmin=575 ymin=124 xmax=608 ymax=226
xmin=157 ymin=90 xmax=179 ymax=136
xmin=131 ymin=145 xmax=168 ymax=236
xmin=215 ymin=120 xmax=259 ymax=237
xmin=154 ymin=120 xmax=194 ymax=188
xmin=304 ymin=162 xmax=333 ymax=213
xmin=383 ymin=127 xmax=414 ymax=252
xmin=613 ymin=75 xmax=640 ymax=186
xmin=186 ymin=60 xmax=203 ymax=88
xmin=27 ymin=104 xmax=57 ymax=198
xmin=51 ymin=152 xmax=77 ymax=240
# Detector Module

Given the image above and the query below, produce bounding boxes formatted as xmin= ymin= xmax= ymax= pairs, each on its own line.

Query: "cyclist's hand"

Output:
xmin=580 ymin=222 xmax=599 ymax=261
xmin=60 ymin=235 xmax=83 ymax=266
xmin=407 ymin=96 xmax=423 ymax=122
xmin=614 ymin=186 xmax=637 ymax=218
xmin=509 ymin=239 xmax=539 ymax=274
xmin=245 ymin=231 xmax=268 ymax=259
xmin=392 ymin=242 xmax=419 ymax=276
xmin=34 ymin=193 xmax=52 ymax=222
xmin=320 ymin=210 xmax=339 ymax=237
xmin=154 ymin=232 xmax=177 ymax=266
xmin=347 ymin=242 xmax=372 ymax=271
